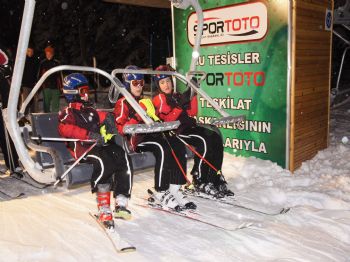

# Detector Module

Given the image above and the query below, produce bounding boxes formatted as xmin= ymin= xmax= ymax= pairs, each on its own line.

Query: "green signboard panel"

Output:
xmin=173 ymin=0 xmax=289 ymax=167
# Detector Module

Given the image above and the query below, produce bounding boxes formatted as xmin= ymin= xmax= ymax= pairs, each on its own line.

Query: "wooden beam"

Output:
xmin=102 ymin=0 xmax=170 ymax=8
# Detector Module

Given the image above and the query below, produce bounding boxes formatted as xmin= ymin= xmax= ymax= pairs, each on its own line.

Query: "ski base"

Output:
xmin=89 ymin=212 xmax=136 ymax=253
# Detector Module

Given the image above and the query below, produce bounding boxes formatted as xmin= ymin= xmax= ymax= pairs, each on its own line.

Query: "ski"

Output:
xmin=184 ymin=190 xmax=290 ymax=216
xmin=135 ymin=203 xmax=253 ymax=232
xmin=136 ymin=189 xmax=254 ymax=232
xmin=89 ymin=212 xmax=136 ymax=253
xmin=0 ymin=190 xmax=25 ymax=200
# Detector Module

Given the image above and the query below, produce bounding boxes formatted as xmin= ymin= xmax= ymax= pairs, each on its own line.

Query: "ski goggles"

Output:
xmin=130 ymin=79 xmax=144 ymax=87
xmin=78 ymin=86 xmax=89 ymax=95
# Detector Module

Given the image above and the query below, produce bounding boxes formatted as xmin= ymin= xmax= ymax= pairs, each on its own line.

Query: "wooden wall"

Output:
xmin=290 ymin=0 xmax=333 ymax=171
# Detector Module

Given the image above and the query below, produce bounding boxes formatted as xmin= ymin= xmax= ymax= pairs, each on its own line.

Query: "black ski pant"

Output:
xmin=180 ymin=125 xmax=224 ymax=185
xmin=136 ymin=133 xmax=187 ymax=191
xmin=86 ymin=143 xmax=133 ymax=198
xmin=0 ymin=107 xmax=19 ymax=171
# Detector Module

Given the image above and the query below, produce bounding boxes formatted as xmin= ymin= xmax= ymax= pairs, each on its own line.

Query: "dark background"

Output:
xmin=1 ymin=0 xmax=350 ymax=91
xmin=0 ymin=0 xmax=172 ymax=71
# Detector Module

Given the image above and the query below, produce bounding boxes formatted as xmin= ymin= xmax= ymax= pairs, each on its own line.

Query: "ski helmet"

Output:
xmin=63 ymin=73 xmax=89 ymax=102
xmin=153 ymin=65 xmax=172 ymax=90
xmin=123 ymin=65 xmax=144 ymax=90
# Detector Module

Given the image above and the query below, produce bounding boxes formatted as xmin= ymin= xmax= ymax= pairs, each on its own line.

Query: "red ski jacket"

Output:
xmin=113 ymin=97 xmax=148 ymax=149
xmin=153 ymin=92 xmax=197 ymax=133
xmin=58 ymin=102 xmax=107 ymax=158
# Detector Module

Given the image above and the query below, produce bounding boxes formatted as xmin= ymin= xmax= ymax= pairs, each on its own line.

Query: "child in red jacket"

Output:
xmin=58 ymin=73 xmax=133 ymax=226
xmin=153 ymin=65 xmax=234 ymax=198
xmin=114 ymin=65 xmax=196 ymax=210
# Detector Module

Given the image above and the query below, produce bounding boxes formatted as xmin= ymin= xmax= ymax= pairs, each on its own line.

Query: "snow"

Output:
xmin=1 ymin=103 xmax=350 ymax=261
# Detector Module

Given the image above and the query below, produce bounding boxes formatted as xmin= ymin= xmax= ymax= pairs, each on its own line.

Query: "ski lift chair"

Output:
xmin=29 ymin=112 xmax=161 ymax=187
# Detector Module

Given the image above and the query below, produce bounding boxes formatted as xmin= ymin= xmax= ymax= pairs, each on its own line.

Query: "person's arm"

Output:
xmin=186 ymin=95 xmax=198 ymax=117
xmin=114 ymin=98 xmax=140 ymax=136
xmin=58 ymin=107 xmax=89 ymax=140
xmin=153 ymin=93 xmax=183 ymax=122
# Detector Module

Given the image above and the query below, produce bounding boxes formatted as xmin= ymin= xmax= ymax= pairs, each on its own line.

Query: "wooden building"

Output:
xmin=290 ymin=0 xmax=333 ymax=171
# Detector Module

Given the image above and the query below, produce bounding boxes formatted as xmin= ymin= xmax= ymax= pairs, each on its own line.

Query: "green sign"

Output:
xmin=173 ymin=0 xmax=289 ymax=167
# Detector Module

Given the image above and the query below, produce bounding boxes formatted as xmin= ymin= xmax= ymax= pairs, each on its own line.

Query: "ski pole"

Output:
xmin=31 ymin=136 xmax=95 ymax=143
xmin=53 ymin=141 xmax=97 ymax=188
xmin=161 ymin=132 xmax=191 ymax=185
xmin=174 ymin=133 xmax=222 ymax=175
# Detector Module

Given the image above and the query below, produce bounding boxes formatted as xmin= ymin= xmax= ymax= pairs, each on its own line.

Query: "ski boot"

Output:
xmin=216 ymin=182 xmax=235 ymax=197
xmin=114 ymin=194 xmax=132 ymax=220
xmin=148 ymin=189 xmax=182 ymax=211
xmin=169 ymin=184 xmax=197 ymax=210
xmin=198 ymin=182 xmax=225 ymax=198
xmin=192 ymin=172 xmax=225 ymax=198
xmin=96 ymin=189 xmax=114 ymax=228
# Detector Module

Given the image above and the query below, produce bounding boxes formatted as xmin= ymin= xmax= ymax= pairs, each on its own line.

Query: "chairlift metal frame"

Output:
xmin=4 ymin=0 xmax=244 ymax=185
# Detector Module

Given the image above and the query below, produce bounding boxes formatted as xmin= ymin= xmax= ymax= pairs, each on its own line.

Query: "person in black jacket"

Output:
xmin=37 ymin=46 xmax=62 ymax=112
xmin=21 ymin=45 xmax=39 ymax=113
xmin=0 ymin=48 xmax=19 ymax=173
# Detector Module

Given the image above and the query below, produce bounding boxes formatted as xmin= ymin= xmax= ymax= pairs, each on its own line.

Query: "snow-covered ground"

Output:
xmin=1 ymin=103 xmax=350 ymax=262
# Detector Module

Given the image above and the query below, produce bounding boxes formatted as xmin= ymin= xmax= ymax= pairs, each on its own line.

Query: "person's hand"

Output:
xmin=100 ymin=125 xmax=115 ymax=143
xmin=139 ymin=98 xmax=160 ymax=121
xmin=178 ymin=88 xmax=191 ymax=109
xmin=165 ymin=95 xmax=177 ymax=108
xmin=102 ymin=113 xmax=118 ymax=134
xmin=88 ymin=132 xmax=104 ymax=146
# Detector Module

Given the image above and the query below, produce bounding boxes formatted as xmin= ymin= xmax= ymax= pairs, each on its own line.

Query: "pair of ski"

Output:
xmin=138 ymin=189 xmax=290 ymax=232
xmin=183 ymin=189 xmax=290 ymax=216
xmin=137 ymin=189 xmax=254 ymax=232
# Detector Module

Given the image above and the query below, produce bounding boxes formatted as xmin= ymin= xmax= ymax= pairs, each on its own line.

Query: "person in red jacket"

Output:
xmin=114 ymin=65 xmax=196 ymax=210
xmin=152 ymin=65 xmax=233 ymax=198
xmin=58 ymin=73 xmax=133 ymax=226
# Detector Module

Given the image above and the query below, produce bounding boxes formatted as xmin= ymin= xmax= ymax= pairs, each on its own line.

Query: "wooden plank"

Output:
xmin=295 ymin=114 xmax=328 ymax=126
xmin=295 ymin=97 xmax=329 ymax=110
xmin=294 ymin=118 xmax=328 ymax=133
xmin=296 ymin=31 xmax=332 ymax=41
xmin=294 ymin=137 xmax=327 ymax=155
xmin=294 ymin=107 xmax=328 ymax=121
xmin=295 ymin=81 xmax=329 ymax=91
xmin=296 ymin=40 xmax=331 ymax=50
xmin=295 ymin=103 xmax=328 ymax=115
xmin=295 ymin=124 xmax=328 ymax=138
xmin=295 ymin=73 xmax=330 ymax=84
xmin=295 ymin=67 xmax=330 ymax=78
xmin=294 ymin=146 xmax=324 ymax=165
xmin=296 ymin=1 xmax=330 ymax=12
xmin=295 ymin=48 xmax=332 ymax=57
xmin=294 ymin=125 xmax=327 ymax=141
xmin=295 ymin=84 xmax=329 ymax=95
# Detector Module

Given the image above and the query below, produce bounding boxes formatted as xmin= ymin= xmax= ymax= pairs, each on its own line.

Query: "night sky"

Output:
xmin=0 ymin=0 xmax=172 ymax=71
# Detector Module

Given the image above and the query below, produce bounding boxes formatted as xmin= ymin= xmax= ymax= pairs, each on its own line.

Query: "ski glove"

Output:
xmin=178 ymin=88 xmax=192 ymax=109
xmin=102 ymin=113 xmax=118 ymax=135
xmin=100 ymin=125 xmax=115 ymax=143
xmin=165 ymin=95 xmax=178 ymax=109
xmin=88 ymin=132 xmax=104 ymax=146
xmin=139 ymin=98 xmax=160 ymax=121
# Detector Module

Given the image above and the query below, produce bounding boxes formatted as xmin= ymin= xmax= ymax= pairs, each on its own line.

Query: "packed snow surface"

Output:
xmin=1 ymin=104 xmax=350 ymax=261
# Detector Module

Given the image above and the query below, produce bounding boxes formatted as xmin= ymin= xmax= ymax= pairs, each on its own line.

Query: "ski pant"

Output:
xmin=180 ymin=125 xmax=224 ymax=185
xmin=85 ymin=144 xmax=133 ymax=198
xmin=0 ymin=107 xmax=19 ymax=171
xmin=136 ymin=133 xmax=187 ymax=191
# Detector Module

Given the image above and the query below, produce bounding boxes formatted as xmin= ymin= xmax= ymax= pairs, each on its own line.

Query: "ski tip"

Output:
xmin=280 ymin=207 xmax=291 ymax=214
xmin=118 ymin=246 xmax=136 ymax=253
